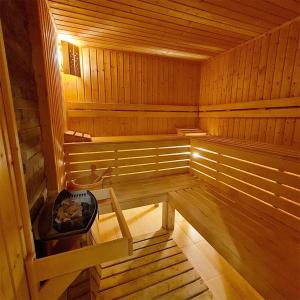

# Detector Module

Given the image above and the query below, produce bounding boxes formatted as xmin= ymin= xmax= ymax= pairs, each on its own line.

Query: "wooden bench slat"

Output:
xmin=169 ymin=187 xmax=300 ymax=300
xmin=192 ymin=145 xmax=300 ymax=190
xmin=192 ymin=139 xmax=300 ymax=174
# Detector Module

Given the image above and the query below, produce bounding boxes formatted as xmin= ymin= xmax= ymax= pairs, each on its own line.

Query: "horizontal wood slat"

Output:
xmin=65 ymin=138 xmax=189 ymax=153
xmin=64 ymin=137 xmax=190 ymax=183
xmin=67 ymin=153 xmax=190 ymax=172
xmin=202 ymin=152 xmax=299 ymax=189
xmin=199 ymin=97 xmax=300 ymax=118
xmin=66 ymin=146 xmax=190 ymax=163
xmin=190 ymin=137 xmax=300 ymax=221
xmin=68 ymin=110 xmax=198 ymax=118
xmin=199 ymin=97 xmax=300 ymax=111
xmin=199 ymin=108 xmax=300 ymax=118
xmin=67 ymin=102 xmax=198 ymax=112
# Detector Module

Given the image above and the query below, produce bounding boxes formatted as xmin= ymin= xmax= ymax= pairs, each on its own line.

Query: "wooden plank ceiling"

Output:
xmin=48 ymin=0 xmax=300 ymax=60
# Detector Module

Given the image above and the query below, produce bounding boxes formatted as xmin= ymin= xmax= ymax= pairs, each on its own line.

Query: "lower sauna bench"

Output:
xmin=90 ymin=230 xmax=213 ymax=300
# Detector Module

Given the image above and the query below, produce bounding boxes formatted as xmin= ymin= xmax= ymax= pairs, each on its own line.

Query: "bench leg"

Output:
xmin=162 ymin=201 xmax=175 ymax=231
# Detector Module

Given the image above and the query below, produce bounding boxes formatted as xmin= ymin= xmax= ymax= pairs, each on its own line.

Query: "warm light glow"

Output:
xmin=57 ymin=42 xmax=63 ymax=72
xmin=192 ymin=152 xmax=201 ymax=158
xmin=58 ymin=34 xmax=82 ymax=46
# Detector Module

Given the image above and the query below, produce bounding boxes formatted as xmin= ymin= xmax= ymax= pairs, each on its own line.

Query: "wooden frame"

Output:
xmin=61 ymin=40 xmax=81 ymax=76
xmin=190 ymin=136 xmax=300 ymax=231
xmin=26 ymin=187 xmax=132 ymax=299
xmin=64 ymin=136 xmax=190 ymax=183
xmin=94 ymin=188 xmax=175 ymax=232
xmin=168 ymin=136 xmax=300 ymax=299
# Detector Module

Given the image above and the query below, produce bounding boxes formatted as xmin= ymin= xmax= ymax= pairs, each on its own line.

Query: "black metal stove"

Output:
xmin=39 ymin=189 xmax=97 ymax=241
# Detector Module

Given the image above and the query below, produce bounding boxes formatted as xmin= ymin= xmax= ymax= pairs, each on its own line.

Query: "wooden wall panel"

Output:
xmin=0 ymin=22 xmax=30 ymax=300
xmin=28 ymin=0 xmax=65 ymax=193
xmin=0 ymin=94 xmax=30 ymax=299
xmin=67 ymin=116 xmax=197 ymax=137
xmin=63 ymin=48 xmax=200 ymax=105
xmin=0 ymin=0 xmax=47 ymax=206
xmin=63 ymin=48 xmax=200 ymax=136
xmin=199 ymin=17 xmax=300 ymax=146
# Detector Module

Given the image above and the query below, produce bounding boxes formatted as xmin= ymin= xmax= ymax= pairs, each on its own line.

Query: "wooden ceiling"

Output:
xmin=48 ymin=0 xmax=300 ymax=60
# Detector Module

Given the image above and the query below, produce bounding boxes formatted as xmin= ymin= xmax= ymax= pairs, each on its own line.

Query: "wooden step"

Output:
xmin=91 ymin=230 xmax=213 ymax=299
xmin=176 ymin=128 xmax=207 ymax=137
xmin=64 ymin=130 xmax=92 ymax=142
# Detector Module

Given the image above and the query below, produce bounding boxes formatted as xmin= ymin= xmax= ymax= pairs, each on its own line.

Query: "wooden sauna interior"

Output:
xmin=0 ymin=0 xmax=300 ymax=299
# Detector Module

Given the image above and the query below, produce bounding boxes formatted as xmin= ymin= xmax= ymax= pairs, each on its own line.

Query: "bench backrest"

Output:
xmin=64 ymin=137 xmax=190 ymax=184
xmin=190 ymin=137 xmax=300 ymax=230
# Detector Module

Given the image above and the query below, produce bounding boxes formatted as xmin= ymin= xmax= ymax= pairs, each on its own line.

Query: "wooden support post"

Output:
xmin=162 ymin=198 xmax=175 ymax=231
xmin=25 ymin=255 xmax=39 ymax=300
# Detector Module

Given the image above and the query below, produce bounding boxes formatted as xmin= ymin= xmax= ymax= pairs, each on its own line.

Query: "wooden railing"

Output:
xmin=190 ymin=136 xmax=300 ymax=230
xmin=64 ymin=136 xmax=191 ymax=184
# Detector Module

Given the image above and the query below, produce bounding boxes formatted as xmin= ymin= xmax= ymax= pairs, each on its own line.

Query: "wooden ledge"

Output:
xmin=66 ymin=102 xmax=198 ymax=112
xmin=90 ymin=134 xmax=189 ymax=143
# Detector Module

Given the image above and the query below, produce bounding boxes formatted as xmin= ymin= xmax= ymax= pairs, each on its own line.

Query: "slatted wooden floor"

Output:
xmin=91 ymin=229 xmax=213 ymax=300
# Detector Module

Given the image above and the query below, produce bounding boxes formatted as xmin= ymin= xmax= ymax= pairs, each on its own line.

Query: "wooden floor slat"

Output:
xmin=101 ymin=246 xmax=182 ymax=279
xmin=132 ymin=229 xmax=169 ymax=243
xmin=101 ymin=240 xmax=177 ymax=268
xmin=120 ymin=270 xmax=200 ymax=300
xmin=133 ymin=233 xmax=173 ymax=250
xmin=97 ymin=261 xmax=193 ymax=299
xmin=155 ymin=279 xmax=208 ymax=300
xmin=190 ymin=290 xmax=214 ymax=300
xmin=99 ymin=253 xmax=188 ymax=291
xmin=93 ymin=231 xmax=212 ymax=299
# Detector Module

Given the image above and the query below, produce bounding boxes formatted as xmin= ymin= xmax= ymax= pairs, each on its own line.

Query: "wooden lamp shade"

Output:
xmin=61 ymin=40 xmax=81 ymax=77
